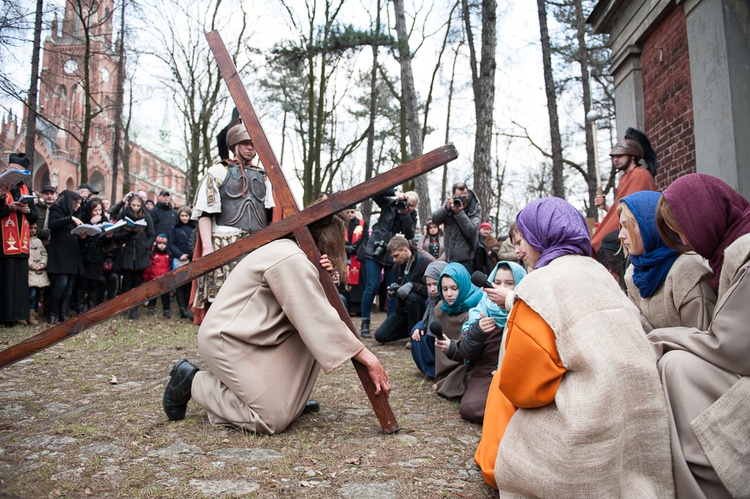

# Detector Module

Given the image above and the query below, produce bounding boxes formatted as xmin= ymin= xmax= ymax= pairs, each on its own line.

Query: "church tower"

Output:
xmin=0 ymin=0 xmax=187 ymax=205
xmin=39 ymin=0 xmax=119 ymax=161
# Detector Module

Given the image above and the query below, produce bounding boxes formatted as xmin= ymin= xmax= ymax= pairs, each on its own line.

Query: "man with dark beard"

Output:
xmin=591 ymin=137 xmax=656 ymax=257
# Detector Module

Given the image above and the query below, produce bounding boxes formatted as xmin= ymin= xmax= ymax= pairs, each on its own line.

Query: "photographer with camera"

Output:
xmin=373 ymin=236 xmax=434 ymax=344
xmin=359 ymin=188 xmax=419 ymax=338
xmin=431 ymin=182 xmax=482 ymax=273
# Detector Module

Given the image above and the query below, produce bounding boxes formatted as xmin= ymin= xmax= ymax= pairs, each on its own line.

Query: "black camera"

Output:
xmin=372 ymin=240 xmax=387 ymax=257
xmin=394 ymin=199 xmax=408 ymax=210
xmin=387 ymin=282 xmax=401 ymax=299
xmin=452 ymin=196 xmax=463 ymax=207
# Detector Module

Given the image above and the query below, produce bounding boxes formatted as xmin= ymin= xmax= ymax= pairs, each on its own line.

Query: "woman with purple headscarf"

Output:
xmin=475 ymin=197 xmax=673 ymax=497
xmin=650 ymin=174 xmax=750 ymax=499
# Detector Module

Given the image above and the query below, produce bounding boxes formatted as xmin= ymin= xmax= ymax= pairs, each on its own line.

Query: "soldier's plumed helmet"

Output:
xmin=609 ymin=138 xmax=643 ymax=159
xmin=226 ymin=123 xmax=253 ymax=149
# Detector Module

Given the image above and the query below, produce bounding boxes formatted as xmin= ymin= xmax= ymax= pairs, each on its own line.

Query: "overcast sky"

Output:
xmin=2 ymin=0 xmax=603 ymax=226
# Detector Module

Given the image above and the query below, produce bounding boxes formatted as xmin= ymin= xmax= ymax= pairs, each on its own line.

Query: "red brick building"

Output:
xmin=0 ymin=0 xmax=187 ymax=206
xmin=589 ymin=0 xmax=749 ymax=197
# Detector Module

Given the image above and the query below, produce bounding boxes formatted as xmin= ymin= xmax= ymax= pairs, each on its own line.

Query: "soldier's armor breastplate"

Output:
xmin=215 ymin=165 xmax=268 ymax=232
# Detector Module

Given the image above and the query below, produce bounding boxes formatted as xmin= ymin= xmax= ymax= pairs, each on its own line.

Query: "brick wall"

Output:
xmin=641 ymin=6 xmax=696 ymax=190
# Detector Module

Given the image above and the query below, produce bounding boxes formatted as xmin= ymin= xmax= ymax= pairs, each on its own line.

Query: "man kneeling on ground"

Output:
xmin=374 ymin=236 xmax=434 ymax=344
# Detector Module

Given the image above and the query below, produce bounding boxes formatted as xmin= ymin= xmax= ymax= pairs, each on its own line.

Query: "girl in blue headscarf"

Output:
xmin=409 ymin=260 xmax=448 ymax=379
xmin=617 ymin=191 xmax=716 ymax=330
xmin=432 ymin=262 xmax=483 ymax=398
xmin=438 ymin=261 xmax=526 ymax=423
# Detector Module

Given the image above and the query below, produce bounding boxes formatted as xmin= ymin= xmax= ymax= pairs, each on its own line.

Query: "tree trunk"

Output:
xmin=573 ymin=0 xmax=598 ymax=218
xmin=392 ymin=0 xmax=430 ymax=225
xmin=463 ymin=0 xmax=497 ymax=221
xmin=110 ymin=0 xmax=127 ymax=202
xmin=537 ymin=0 xmax=564 ymax=199
xmin=362 ymin=0 xmax=382 ymax=224
xmin=24 ymin=0 xmax=43 ymax=176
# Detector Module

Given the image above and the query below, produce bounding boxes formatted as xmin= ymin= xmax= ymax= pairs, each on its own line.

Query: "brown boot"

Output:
xmin=28 ymin=310 xmax=39 ymax=325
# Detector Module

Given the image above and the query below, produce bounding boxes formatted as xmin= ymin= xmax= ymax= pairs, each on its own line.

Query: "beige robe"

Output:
xmin=648 ymin=234 xmax=750 ymax=499
xmin=626 ymin=253 xmax=716 ymax=331
xmin=495 ymin=255 xmax=673 ymax=498
xmin=28 ymin=237 xmax=50 ymax=288
xmin=191 ymin=238 xmax=364 ymax=434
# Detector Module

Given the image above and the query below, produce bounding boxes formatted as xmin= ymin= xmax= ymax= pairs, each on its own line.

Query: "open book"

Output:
xmin=18 ymin=194 xmax=36 ymax=204
xmin=0 ymin=169 xmax=31 ymax=185
xmin=71 ymin=220 xmax=123 ymax=236
xmin=71 ymin=224 xmax=106 ymax=236
xmin=124 ymin=216 xmax=147 ymax=227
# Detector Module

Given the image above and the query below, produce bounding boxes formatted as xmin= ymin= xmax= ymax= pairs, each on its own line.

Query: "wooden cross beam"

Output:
xmin=0 ymin=33 xmax=458 ymax=434
xmin=206 ymin=30 xmax=407 ymax=433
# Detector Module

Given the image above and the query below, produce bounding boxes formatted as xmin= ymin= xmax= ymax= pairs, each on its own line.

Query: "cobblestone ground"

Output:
xmin=0 ymin=310 xmax=497 ymax=498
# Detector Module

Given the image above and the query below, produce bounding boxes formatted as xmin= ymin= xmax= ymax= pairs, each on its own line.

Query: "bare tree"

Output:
xmin=109 ymin=0 xmax=127 ymax=202
xmin=147 ymin=0 xmax=248 ymax=198
xmin=537 ymin=0 xmax=564 ymax=198
xmin=263 ymin=0 xmax=391 ymax=206
xmin=23 ymin=0 xmax=43 ymax=174
xmin=392 ymin=0 xmax=447 ymax=224
xmin=461 ymin=0 xmax=496 ymax=220
xmin=551 ymin=0 xmax=614 ymax=217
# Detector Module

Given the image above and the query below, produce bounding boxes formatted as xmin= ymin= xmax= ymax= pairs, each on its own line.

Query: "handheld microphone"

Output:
xmin=429 ymin=321 xmax=443 ymax=339
xmin=471 ymin=270 xmax=493 ymax=289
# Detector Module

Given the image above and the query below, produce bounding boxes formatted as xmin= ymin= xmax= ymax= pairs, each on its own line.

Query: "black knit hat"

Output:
xmin=8 ymin=153 xmax=30 ymax=169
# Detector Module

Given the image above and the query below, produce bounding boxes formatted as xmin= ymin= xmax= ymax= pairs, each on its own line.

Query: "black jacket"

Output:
xmin=363 ymin=188 xmax=417 ymax=266
xmin=150 ymin=202 xmax=178 ymax=238
xmin=392 ymin=248 xmax=434 ymax=313
xmin=47 ymin=202 xmax=83 ymax=275
xmin=113 ymin=207 xmax=155 ymax=272
xmin=168 ymin=221 xmax=196 ymax=259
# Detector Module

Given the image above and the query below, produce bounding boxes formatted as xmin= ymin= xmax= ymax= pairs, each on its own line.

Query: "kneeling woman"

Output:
xmin=437 ymin=261 xmax=526 ymax=423
xmin=432 ymin=263 xmax=483 ymax=399
xmin=618 ymin=190 xmax=716 ymax=331
xmin=474 ymin=197 xmax=673 ymax=497
xmin=162 ymin=214 xmax=390 ymax=434
xmin=649 ymin=174 xmax=750 ymax=499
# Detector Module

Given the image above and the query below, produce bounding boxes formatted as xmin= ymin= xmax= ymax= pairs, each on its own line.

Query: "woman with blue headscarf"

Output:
xmin=617 ymin=191 xmax=716 ymax=331
xmin=438 ymin=261 xmax=526 ymax=423
xmin=474 ymin=197 xmax=673 ymax=497
xmin=432 ymin=263 xmax=483 ymax=399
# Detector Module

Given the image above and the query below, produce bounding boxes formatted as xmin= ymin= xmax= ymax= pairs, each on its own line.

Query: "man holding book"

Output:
xmin=0 ymin=153 xmax=38 ymax=326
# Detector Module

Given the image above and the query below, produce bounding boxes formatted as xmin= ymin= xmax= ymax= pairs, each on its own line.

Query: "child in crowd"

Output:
xmin=436 ymin=261 xmax=526 ymax=423
xmin=431 ymin=263 xmax=483 ymax=399
xmin=144 ymin=234 xmax=172 ymax=318
xmin=168 ymin=206 xmax=196 ymax=320
xmin=26 ymin=222 xmax=49 ymax=326
xmin=410 ymin=260 xmax=448 ymax=379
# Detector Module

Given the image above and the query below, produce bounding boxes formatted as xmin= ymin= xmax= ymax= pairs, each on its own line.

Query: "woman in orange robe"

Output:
xmin=474 ymin=197 xmax=673 ymax=497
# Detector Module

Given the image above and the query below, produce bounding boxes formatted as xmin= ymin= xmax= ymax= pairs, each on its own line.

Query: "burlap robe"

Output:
xmin=495 ymin=255 xmax=673 ymax=498
xmin=625 ymin=253 xmax=715 ymax=331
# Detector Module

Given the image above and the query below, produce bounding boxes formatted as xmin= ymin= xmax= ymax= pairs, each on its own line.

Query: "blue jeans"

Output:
xmin=361 ymin=258 xmax=395 ymax=320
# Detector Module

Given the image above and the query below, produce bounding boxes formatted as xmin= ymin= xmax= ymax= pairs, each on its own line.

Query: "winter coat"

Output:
xmin=150 ymin=202 xmax=179 ymax=238
xmin=47 ymin=203 xmax=84 ymax=276
xmin=431 ymin=189 xmax=482 ymax=264
xmin=168 ymin=221 xmax=196 ymax=259
xmin=143 ymin=251 xmax=171 ymax=281
xmin=113 ymin=207 xmax=155 ymax=272
xmin=363 ymin=188 xmax=417 ymax=266
xmin=28 ymin=237 xmax=50 ymax=288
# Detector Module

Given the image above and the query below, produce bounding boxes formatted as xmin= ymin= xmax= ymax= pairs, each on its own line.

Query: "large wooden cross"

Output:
xmin=0 ymin=32 xmax=458 ymax=434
